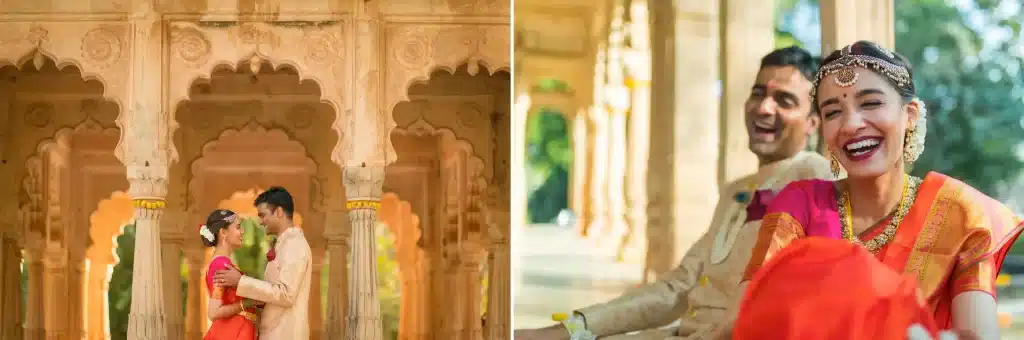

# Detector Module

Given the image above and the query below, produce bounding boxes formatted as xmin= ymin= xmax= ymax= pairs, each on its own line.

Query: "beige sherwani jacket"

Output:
xmin=236 ymin=227 xmax=312 ymax=340
xmin=577 ymin=152 xmax=832 ymax=340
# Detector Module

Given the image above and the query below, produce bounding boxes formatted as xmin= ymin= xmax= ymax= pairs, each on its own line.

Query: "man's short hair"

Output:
xmin=254 ymin=186 xmax=295 ymax=218
xmin=759 ymin=46 xmax=820 ymax=82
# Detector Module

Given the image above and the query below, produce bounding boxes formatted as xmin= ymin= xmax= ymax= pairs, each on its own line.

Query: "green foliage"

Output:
xmin=525 ymin=108 xmax=572 ymax=223
xmin=107 ymin=224 xmax=136 ymax=340
xmin=534 ymin=78 xmax=572 ymax=93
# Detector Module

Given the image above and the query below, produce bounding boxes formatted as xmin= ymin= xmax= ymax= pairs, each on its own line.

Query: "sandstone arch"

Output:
xmin=166 ymin=22 xmax=346 ymax=166
xmin=0 ymin=23 xmax=129 ymax=129
xmin=188 ymin=125 xmax=320 ymax=216
xmin=83 ymin=191 xmax=133 ymax=340
xmin=384 ymin=25 xmax=511 ymax=167
xmin=379 ymin=192 xmax=426 ymax=340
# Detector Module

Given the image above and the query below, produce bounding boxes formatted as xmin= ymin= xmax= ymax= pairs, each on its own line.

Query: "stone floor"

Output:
xmin=513 ymin=224 xmax=644 ymax=328
xmin=513 ymin=223 xmax=1024 ymax=337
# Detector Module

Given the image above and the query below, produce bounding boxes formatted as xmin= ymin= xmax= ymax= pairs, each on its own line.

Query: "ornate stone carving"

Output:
xmin=170 ymin=26 xmax=212 ymax=68
xmin=24 ymin=102 xmax=53 ymax=128
xmin=455 ymin=103 xmax=483 ymax=129
xmin=386 ymin=25 xmax=509 ymax=111
xmin=302 ymin=27 xmax=341 ymax=65
xmin=26 ymin=24 xmax=48 ymax=48
xmin=287 ymin=104 xmax=316 ymax=130
xmin=393 ymin=29 xmax=431 ymax=69
xmin=231 ymin=23 xmax=280 ymax=52
xmin=80 ymin=26 xmax=124 ymax=69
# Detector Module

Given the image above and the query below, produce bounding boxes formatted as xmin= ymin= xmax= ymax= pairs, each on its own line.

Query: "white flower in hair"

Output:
xmin=200 ymin=225 xmax=215 ymax=243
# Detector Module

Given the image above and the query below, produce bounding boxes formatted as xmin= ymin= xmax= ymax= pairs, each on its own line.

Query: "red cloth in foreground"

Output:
xmin=733 ymin=237 xmax=941 ymax=340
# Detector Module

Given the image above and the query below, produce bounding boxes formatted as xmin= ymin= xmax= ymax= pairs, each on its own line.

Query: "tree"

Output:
xmin=525 ymin=108 xmax=572 ymax=223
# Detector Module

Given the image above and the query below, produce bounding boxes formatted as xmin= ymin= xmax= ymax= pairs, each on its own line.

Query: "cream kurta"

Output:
xmin=577 ymin=152 xmax=832 ymax=340
xmin=236 ymin=227 xmax=313 ymax=340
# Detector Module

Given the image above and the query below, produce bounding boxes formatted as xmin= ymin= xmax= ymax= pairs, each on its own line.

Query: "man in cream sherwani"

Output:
xmin=215 ymin=186 xmax=312 ymax=339
xmin=514 ymin=46 xmax=833 ymax=340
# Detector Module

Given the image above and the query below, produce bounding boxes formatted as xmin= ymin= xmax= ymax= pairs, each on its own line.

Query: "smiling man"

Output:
xmin=514 ymin=46 xmax=833 ymax=340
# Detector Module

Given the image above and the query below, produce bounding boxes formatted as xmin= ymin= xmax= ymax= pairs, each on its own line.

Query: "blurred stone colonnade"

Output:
xmin=512 ymin=0 xmax=895 ymax=281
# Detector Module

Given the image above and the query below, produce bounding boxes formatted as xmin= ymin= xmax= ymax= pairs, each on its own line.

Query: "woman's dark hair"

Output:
xmin=200 ymin=209 xmax=237 ymax=247
xmin=818 ymin=40 xmax=917 ymax=103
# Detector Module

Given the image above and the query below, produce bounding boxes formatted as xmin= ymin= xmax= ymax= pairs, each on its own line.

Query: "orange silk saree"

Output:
xmin=741 ymin=172 xmax=1023 ymax=329
xmin=734 ymin=237 xmax=942 ymax=339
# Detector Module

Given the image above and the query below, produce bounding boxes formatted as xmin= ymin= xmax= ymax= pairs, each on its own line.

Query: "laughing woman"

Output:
xmin=735 ymin=41 xmax=1023 ymax=340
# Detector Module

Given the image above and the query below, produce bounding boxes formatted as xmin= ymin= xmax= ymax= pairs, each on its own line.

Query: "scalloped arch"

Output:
xmin=85 ymin=191 xmax=133 ymax=264
xmin=187 ymin=124 xmax=321 ymax=213
xmin=390 ymin=61 xmax=509 ymax=114
xmin=392 ymin=118 xmax=488 ymax=181
xmin=380 ymin=192 xmax=422 ymax=245
xmin=0 ymin=49 xmax=125 ymax=117
xmin=169 ymin=53 xmax=342 ymax=167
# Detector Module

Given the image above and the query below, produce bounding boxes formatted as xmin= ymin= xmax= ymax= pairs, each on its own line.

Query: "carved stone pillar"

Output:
xmin=43 ymin=241 xmax=68 ymax=338
xmin=0 ymin=209 xmax=24 ymax=340
xmin=161 ymin=210 xmax=186 ymax=340
xmin=624 ymin=0 xmax=651 ymax=264
xmin=343 ymin=166 xmax=385 ymax=340
xmin=126 ymin=191 xmax=169 ymax=340
xmin=587 ymin=48 xmax=610 ymax=237
xmin=719 ymin=0 xmax=776 ymax=185
xmin=23 ymin=233 xmax=44 ymax=340
xmin=461 ymin=243 xmax=486 ymax=340
xmin=569 ymin=112 xmax=590 ymax=230
xmin=310 ymin=246 xmax=325 ymax=340
xmin=67 ymin=247 xmax=87 ymax=340
xmin=438 ymin=247 xmax=463 ymax=340
xmin=86 ymin=251 xmax=113 ymax=340
xmin=820 ymin=0 xmax=894 ymax=53
xmin=124 ymin=2 xmax=169 ymax=338
xmin=511 ymin=92 xmax=530 ymax=230
xmin=324 ymin=210 xmax=350 ymax=339
xmin=484 ymin=231 xmax=510 ymax=340
xmin=605 ymin=19 xmax=630 ymax=246
xmin=183 ymin=246 xmax=205 ymax=340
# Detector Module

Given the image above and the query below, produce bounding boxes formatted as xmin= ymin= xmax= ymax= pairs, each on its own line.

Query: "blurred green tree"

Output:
xmin=525 ymin=107 xmax=572 ymax=223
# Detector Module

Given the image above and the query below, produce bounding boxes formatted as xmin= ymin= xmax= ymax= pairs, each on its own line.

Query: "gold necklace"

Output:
xmin=838 ymin=174 xmax=922 ymax=253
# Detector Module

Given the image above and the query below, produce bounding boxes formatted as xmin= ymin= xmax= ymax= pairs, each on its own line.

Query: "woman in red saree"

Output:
xmin=201 ymin=209 xmax=261 ymax=340
xmin=734 ymin=41 xmax=1023 ymax=340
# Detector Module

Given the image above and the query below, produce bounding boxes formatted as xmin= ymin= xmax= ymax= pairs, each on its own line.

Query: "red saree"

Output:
xmin=735 ymin=237 xmax=941 ymax=339
xmin=204 ymin=256 xmax=258 ymax=340
xmin=741 ymin=172 xmax=1024 ymax=330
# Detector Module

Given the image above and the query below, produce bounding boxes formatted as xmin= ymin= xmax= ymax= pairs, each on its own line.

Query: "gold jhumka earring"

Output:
xmin=829 ymin=149 xmax=842 ymax=179
xmin=903 ymin=127 xmax=917 ymax=163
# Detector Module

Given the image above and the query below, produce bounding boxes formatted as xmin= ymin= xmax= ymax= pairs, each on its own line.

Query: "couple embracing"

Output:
xmin=200 ymin=187 xmax=312 ymax=340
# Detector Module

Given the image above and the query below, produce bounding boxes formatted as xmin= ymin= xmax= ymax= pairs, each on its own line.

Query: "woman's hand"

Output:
xmin=907 ymin=324 xmax=981 ymax=340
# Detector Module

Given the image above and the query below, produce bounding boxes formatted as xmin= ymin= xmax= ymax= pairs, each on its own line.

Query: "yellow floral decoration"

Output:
xmin=132 ymin=199 xmax=166 ymax=210
xmin=346 ymin=200 xmax=381 ymax=211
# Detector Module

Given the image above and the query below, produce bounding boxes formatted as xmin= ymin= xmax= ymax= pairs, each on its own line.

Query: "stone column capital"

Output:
xmin=127 ymin=164 xmax=169 ymax=200
xmin=343 ymin=165 xmax=385 ymax=201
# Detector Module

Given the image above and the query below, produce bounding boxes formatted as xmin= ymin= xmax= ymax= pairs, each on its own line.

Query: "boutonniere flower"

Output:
xmin=745 ymin=189 xmax=778 ymax=223
xmin=266 ymin=247 xmax=276 ymax=262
